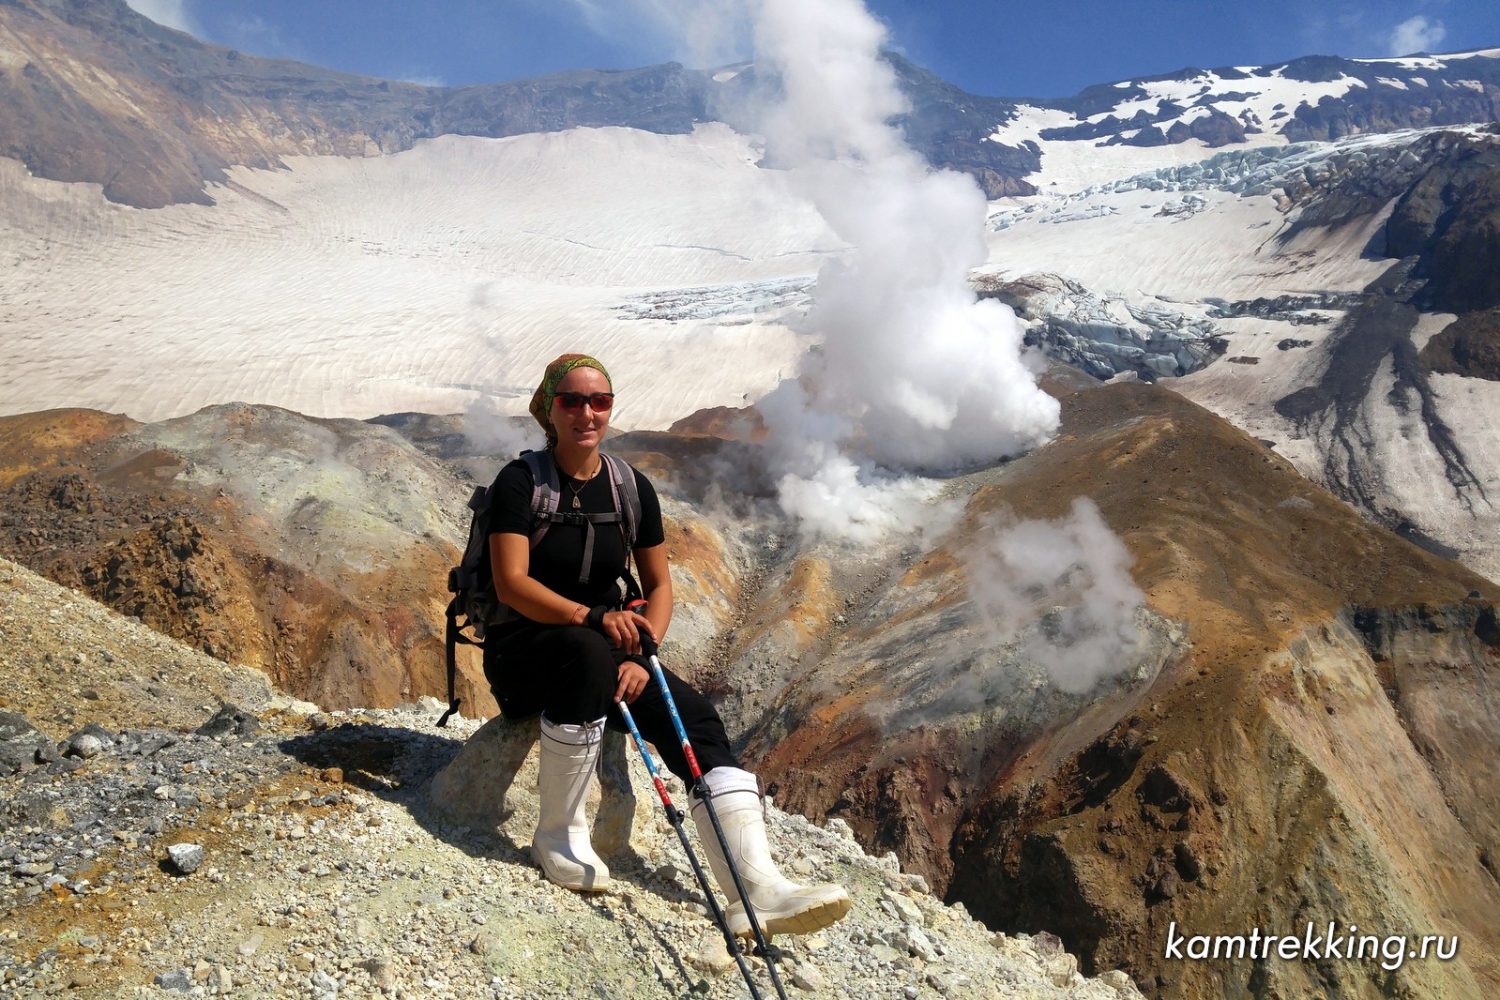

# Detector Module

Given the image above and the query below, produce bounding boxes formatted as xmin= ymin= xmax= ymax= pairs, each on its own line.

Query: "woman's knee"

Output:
xmin=554 ymin=627 xmax=616 ymax=675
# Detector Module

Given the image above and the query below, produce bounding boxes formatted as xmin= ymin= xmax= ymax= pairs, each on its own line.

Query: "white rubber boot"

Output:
xmin=690 ymin=767 xmax=851 ymax=938
xmin=532 ymin=716 xmax=610 ymax=892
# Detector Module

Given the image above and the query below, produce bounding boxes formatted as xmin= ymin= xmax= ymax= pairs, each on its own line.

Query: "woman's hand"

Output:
xmin=615 ymin=660 xmax=650 ymax=703
xmin=600 ymin=610 xmax=654 ymax=655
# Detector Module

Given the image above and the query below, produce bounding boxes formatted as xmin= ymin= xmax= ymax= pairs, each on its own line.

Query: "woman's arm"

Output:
xmin=634 ymin=542 xmax=673 ymax=644
xmin=490 ymin=534 xmax=590 ymax=627
xmin=490 ymin=533 xmax=653 ymax=653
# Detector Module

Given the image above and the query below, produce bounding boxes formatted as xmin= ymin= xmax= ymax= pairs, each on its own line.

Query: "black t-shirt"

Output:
xmin=487 ymin=454 xmax=664 ymax=632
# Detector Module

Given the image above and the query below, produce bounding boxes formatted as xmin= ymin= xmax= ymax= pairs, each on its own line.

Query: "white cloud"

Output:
xmin=124 ymin=0 xmax=202 ymax=37
xmin=1389 ymin=15 xmax=1446 ymax=55
xmin=557 ymin=0 xmax=752 ymax=68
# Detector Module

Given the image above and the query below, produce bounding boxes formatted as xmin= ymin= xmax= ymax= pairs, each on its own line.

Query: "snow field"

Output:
xmin=0 ymin=125 xmax=835 ymax=426
xmin=984 ymin=186 xmax=1390 ymax=303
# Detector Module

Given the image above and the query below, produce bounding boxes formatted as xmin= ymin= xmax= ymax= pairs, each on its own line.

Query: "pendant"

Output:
xmin=571 ymin=496 xmax=581 ymax=510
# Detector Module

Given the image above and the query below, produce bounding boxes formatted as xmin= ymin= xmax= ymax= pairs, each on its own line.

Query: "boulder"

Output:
xmin=0 ymin=711 xmax=50 ymax=774
xmin=195 ymin=703 xmax=261 ymax=738
xmin=166 ymin=843 xmax=205 ymax=875
xmin=428 ymin=716 xmax=651 ymax=857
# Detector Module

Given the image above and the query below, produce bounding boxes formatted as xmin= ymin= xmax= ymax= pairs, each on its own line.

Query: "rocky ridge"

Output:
xmin=4 ymin=2 xmax=1499 ymax=210
xmin=1029 ymin=51 xmax=1500 ymax=150
xmin=0 ymin=0 xmax=1038 ymax=207
xmin=0 ymin=557 xmax=1140 ymax=999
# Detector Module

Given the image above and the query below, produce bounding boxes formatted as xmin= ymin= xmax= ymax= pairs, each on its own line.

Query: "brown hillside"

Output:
xmin=0 ymin=405 xmax=489 ymax=715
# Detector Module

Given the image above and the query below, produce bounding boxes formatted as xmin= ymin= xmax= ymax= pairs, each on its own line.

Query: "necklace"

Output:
xmin=564 ymin=457 xmax=601 ymax=509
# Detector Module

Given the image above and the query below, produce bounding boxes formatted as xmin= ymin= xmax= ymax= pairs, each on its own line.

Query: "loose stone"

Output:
xmin=166 ymin=843 xmax=204 ymax=875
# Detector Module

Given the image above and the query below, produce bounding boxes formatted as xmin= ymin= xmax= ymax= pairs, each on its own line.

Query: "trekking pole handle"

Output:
xmin=625 ymin=599 xmax=659 ymax=658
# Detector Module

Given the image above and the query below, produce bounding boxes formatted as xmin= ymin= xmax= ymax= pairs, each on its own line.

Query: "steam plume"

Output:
xmin=744 ymin=0 xmax=1059 ymax=537
xmin=124 ymin=0 xmax=202 ymax=36
xmin=461 ymin=395 xmax=536 ymax=482
xmin=967 ymin=499 xmax=1146 ymax=693
xmin=568 ymin=0 xmax=1060 ymax=539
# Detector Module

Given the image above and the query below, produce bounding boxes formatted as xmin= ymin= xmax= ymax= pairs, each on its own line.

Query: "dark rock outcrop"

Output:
xmin=1206 ymin=293 xmax=1356 ymax=324
xmin=1386 ymin=137 xmax=1500 ymax=314
xmin=0 ymin=711 xmax=50 ymax=775
xmin=1163 ymin=108 xmax=1251 ymax=147
xmin=1420 ymin=308 xmax=1500 ymax=380
xmin=879 ymin=52 xmax=1038 ymax=197
xmin=1276 ymin=128 xmax=1488 ymax=240
xmin=1281 ymin=64 xmax=1500 ymax=144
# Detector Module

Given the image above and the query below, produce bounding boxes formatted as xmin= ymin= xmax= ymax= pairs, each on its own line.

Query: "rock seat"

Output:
xmin=428 ymin=714 xmax=645 ymax=856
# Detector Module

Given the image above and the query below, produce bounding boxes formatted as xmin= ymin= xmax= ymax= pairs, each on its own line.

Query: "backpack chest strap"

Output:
xmin=533 ymin=509 xmax=625 ymax=584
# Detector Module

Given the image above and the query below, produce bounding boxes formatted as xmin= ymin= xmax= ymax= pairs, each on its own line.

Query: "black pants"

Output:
xmin=485 ymin=624 xmax=739 ymax=786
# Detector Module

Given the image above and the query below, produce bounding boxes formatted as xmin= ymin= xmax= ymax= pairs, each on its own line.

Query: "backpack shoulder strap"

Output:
xmin=520 ymin=449 xmax=563 ymax=549
xmin=599 ymin=453 xmax=644 ymax=596
xmin=600 ymin=453 xmax=641 ymax=550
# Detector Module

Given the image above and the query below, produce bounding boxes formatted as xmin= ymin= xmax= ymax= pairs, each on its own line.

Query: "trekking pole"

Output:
xmin=615 ymin=696 xmax=765 ymax=1000
xmin=625 ymin=601 xmax=790 ymax=1000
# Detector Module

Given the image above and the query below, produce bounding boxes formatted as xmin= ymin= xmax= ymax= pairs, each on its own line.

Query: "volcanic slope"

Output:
xmin=667 ymin=375 xmax=1500 ymax=1000
xmin=0 ymin=405 xmax=483 ymax=714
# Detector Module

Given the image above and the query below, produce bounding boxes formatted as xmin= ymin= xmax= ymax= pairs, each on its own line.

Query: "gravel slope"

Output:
xmin=0 ymin=558 xmax=1141 ymax=999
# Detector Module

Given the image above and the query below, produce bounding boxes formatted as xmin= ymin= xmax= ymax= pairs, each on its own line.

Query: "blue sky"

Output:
xmin=128 ymin=0 xmax=1499 ymax=97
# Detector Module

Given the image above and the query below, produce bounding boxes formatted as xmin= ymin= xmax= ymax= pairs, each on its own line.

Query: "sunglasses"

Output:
xmin=554 ymin=391 xmax=615 ymax=412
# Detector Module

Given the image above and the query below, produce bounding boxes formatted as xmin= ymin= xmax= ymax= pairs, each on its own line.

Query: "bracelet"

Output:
xmin=570 ymin=604 xmax=587 ymax=626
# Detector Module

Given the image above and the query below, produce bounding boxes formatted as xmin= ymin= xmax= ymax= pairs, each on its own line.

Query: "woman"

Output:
xmin=485 ymin=353 xmax=850 ymax=939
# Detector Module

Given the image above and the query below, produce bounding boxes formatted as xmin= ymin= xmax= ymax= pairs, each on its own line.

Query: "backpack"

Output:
xmin=437 ymin=449 xmax=643 ymax=726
